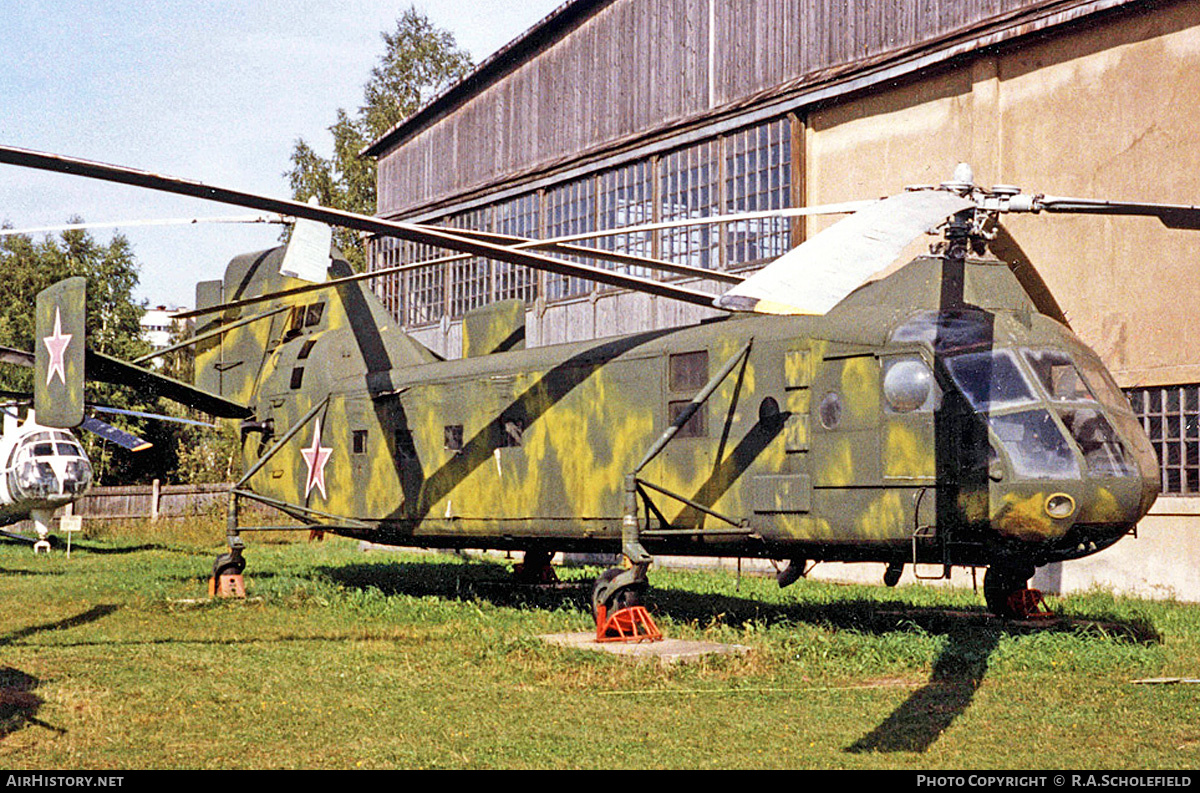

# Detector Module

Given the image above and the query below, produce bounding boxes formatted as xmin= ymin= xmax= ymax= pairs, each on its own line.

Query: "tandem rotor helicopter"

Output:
xmin=2 ymin=144 xmax=1193 ymax=626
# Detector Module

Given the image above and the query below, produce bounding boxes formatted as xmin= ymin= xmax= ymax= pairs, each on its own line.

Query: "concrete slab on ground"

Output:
xmin=540 ymin=632 xmax=749 ymax=666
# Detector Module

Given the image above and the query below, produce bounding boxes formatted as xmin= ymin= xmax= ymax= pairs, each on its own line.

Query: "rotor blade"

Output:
xmin=1035 ymin=195 xmax=1200 ymax=229
xmin=0 ymin=145 xmax=719 ymax=310
xmin=92 ymin=405 xmax=218 ymax=429
xmin=985 ymin=221 xmax=1071 ymax=328
xmin=0 ymin=345 xmax=34 ymax=368
xmin=279 ymin=212 xmax=332 ymax=282
xmin=433 ymin=225 xmax=744 ymax=284
xmin=0 ymin=214 xmax=288 ymax=238
xmin=80 ymin=415 xmax=152 ymax=452
xmin=715 ymin=190 xmax=975 ymax=314
xmin=85 ymin=349 xmax=252 ymax=419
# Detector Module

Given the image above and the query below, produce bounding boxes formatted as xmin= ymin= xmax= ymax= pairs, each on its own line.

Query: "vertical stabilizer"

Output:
xmin=35 ymin=277 xmax=86 ymax=428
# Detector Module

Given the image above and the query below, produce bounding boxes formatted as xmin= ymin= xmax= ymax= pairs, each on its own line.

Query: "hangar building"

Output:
xmin=362 ymin=0 xmax=1200 ymax=598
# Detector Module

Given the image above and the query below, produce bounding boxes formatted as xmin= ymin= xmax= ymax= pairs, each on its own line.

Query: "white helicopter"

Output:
xmin=0 ymin=277 xmax=165 ymax=552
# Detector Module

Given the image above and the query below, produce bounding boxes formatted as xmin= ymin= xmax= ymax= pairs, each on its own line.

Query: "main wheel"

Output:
xmin=591 ymin=567 xmax=645 ymax=615
xmin=983 ymin=563 xmax=1035 ymax=618
xmin=212 ymin=551 xmax=246 ymax=580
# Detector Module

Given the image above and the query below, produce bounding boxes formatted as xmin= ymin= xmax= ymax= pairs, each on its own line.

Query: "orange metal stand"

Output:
xmin=594 ymin=604 xmax=663 ymax=642
xmin=209 ymin=574 xmax=246 ymax=599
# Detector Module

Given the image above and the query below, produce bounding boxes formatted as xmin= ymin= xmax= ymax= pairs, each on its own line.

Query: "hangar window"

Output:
xmin=659 ymin=140 xmax=719 ymax=270
xmin=403 ymin=240 xmax=448 ymax=326
xmin=1125 ymin=384 xmax=1200 ymax=495
xmin=449 ymin=208 xmax=493 ymax=317
xmin=494 ymin=193 xmax=540 ymax=304
xmin=352 ymin=430 xmax=368 ymax=455
xmin=597 ymin=162 xmax=654 ymax=278
xmin=725 ymin=118 xmax=792 ymax=267
xmin=545 ymin=179 xmax=597 ymax=300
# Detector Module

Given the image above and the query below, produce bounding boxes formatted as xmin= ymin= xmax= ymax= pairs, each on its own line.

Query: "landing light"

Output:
xmin=1046 ymin=493 xmax=1076 ymax=519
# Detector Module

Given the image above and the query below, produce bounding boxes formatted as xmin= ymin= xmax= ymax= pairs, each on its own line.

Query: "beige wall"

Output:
xmin=807 ymin=2 xmax=1200 ymax=389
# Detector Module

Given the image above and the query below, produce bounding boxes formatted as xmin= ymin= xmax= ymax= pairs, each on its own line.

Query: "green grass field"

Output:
xmin=1 ymin=520 xmax=1197 ymax=769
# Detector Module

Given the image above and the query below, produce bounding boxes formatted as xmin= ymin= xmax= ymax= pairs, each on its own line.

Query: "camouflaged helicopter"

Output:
xmin=1 ymin=146 xmax=1188 ymax=624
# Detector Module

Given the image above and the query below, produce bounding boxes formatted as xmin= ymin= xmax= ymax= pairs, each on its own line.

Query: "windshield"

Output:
xmin=988 ymin=409 xmax=1081 ymax=479
xmin=944 ymin=350 xmax=1037 ymax=411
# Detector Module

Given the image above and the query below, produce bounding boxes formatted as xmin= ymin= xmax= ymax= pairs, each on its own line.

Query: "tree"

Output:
xmin=0 ymin=226 xmax=175 ymax=484
xmin=285 ymin=7 xmax=474 ymax=269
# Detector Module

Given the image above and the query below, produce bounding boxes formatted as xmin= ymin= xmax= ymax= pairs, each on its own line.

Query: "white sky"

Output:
xmin=0 ymin=1 xmax=566 ymax=307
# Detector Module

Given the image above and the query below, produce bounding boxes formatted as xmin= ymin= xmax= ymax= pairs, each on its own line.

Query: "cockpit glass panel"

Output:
xmin=1074 ymin=353 xmax=1136 ymax=414
xmin=988 ymin=409 xmax=1080 ymax=479
xmin=31 ymin=442 xmax=54 ymax=457
xmin=1057 ymin=407 xmax=1136 ymax=477
xmin=890 ymin=308 xmax=994 ymax=353
xmin=944 ymin=350 xmax=1036 ymax=412
xmin=1023 ymin=350 xmax=1095 ymax=402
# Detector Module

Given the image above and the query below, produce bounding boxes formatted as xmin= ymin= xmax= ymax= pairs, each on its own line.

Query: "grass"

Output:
xmin=1 ymin=519 xmax=1198 ymax=769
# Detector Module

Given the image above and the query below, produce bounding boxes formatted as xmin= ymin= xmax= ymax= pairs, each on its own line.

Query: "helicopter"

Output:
xmin=0 ymin=277 xmax=167 ymax=551
xmin=1 ymin=146 xmax=1190 ymax=624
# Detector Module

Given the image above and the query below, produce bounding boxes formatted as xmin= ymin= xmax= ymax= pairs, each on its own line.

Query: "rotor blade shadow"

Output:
xmin=845 ymin=628 xmax=1000 ymax=754
xmin=0 ymin=604 xmax=119 ymax=648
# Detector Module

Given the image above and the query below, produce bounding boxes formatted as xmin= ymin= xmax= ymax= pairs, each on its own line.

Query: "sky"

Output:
xmin=0 ymin=0 xmax=567 ymax=308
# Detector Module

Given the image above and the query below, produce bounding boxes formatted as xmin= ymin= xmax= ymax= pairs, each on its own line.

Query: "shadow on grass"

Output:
xmin=318 ymin=557 xmax=1160 ymax=754
xmin=0 ymin=605 xmax=118 ymax=740
xmin=0 ymin=667 xmax=62 ymax=740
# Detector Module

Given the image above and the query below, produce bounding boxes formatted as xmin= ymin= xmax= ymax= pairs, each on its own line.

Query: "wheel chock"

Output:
xmin=595 ymin=604 xmax=663 ymax=643
xmin=1007 ymin=588 xmax=1052 ymax=620
xmin=209 ymin=574 xmax=246 ymax=599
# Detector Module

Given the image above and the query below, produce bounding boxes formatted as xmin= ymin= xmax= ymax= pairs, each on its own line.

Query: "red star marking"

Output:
xmin=43 ymin=307 xmax=72 ymax=387
xmin=300 ymin=418 xmax=333 ymax=499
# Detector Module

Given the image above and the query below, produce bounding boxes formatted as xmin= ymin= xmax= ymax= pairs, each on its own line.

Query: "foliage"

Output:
xmin=0 ymin=227 xmax=181 ymax=484
xmin=285 ymin=6 xmax=474 ymax=269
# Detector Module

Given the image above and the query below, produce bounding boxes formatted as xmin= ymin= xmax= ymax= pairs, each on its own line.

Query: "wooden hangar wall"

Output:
xmin=366 ymin=0 xmax=1200 ymax=512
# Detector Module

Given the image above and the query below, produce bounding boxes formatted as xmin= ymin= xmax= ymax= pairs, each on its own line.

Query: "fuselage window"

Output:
xmin=668 ymin=350 xmax=709 ymax=437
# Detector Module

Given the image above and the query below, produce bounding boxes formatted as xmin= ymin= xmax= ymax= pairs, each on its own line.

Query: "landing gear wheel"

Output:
xmin=513 ymin=549 xmax=558 ymax=584
xmin=984 ymin=563 xmax=1036 ymax=618
xmin=212 ymin=551 xmax=246 ymax=580
xmin=591 ymin=567 xmax=645 ymax=616
xmin=591 ymin=566 xmax=659 ymax=642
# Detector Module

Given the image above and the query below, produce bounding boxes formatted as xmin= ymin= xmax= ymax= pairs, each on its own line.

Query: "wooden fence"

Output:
xmin=71 ymin=482 xmax=233 ymax=521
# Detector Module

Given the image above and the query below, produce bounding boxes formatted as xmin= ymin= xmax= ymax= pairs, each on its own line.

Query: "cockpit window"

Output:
xmin=944 ymin=350 xmax=1036 ymax=412
xmin=1023 ymin=350 xmax=1095 ymax=402
xmin=988 ymin=409 xmax=1081 ymax=479
xmin=1058 ymin=407 xmax=1136 ymax=477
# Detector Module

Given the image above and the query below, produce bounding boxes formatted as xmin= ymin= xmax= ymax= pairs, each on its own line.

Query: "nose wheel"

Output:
xmin=984 ymin=563 xmax=1044 ymax=619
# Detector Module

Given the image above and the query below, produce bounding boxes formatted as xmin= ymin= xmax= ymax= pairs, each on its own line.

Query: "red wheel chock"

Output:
xmin=1007 ymin=588 xmax=1052 ymax=619
xmin=594 ymin=604 xmax=662 ymax=643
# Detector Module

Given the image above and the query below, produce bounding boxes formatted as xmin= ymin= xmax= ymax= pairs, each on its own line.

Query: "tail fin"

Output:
xmin=34 ymin=276 xmax=86 ymax=428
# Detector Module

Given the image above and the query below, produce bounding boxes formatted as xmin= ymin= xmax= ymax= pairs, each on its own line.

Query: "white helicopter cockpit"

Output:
xmin=6 ymin=427 xmax=92 ymax=503
xmin=0 ymin=410 xmax=93 ymax=551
